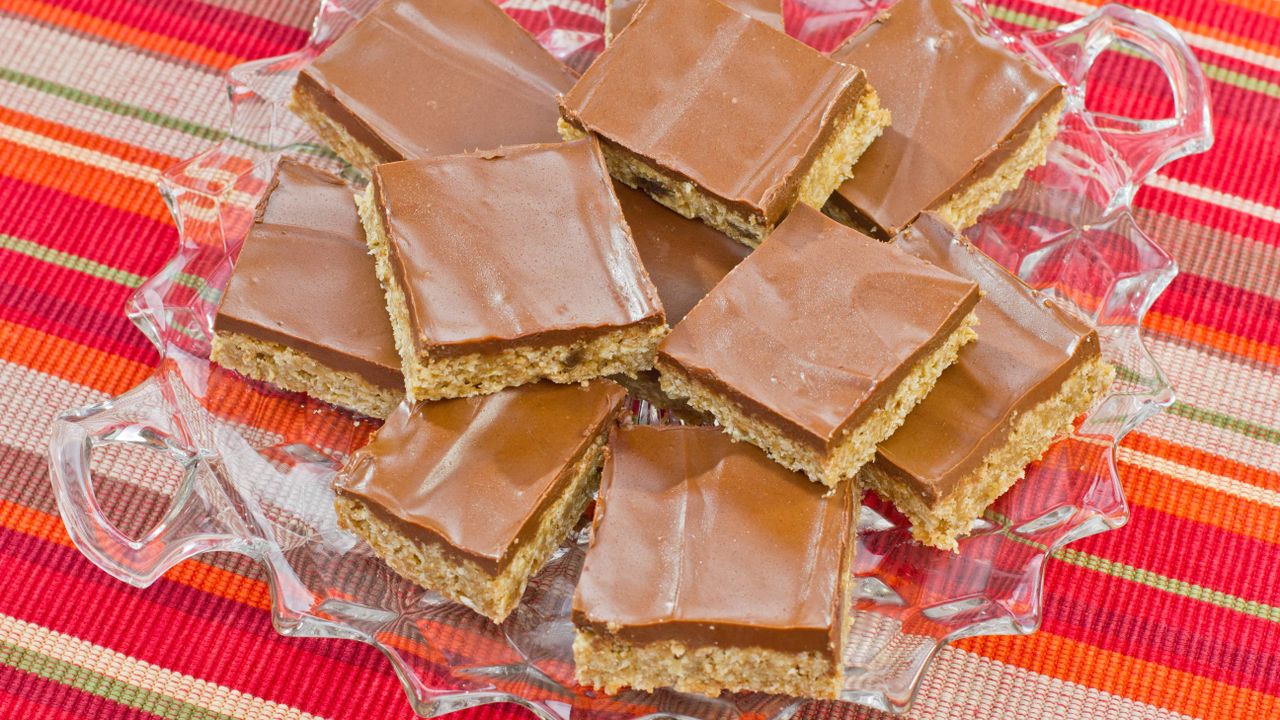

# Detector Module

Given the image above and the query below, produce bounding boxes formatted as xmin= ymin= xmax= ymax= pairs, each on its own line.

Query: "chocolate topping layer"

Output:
xmin=334 ymin=381 xmax=627 ymax=573
xmin=297 ymin=0 xmax=575 ymax=163
xmin=606 ymin=0 xmax=783 ymax=39
xmin=573 ymin=425 xmax=855 ymax=653
xmin=214 ymin=160 xmax=401 ymax=389
xmin=828 ymin=0 xmax=1062 ymax=237
xmin=373 ymin=140 xmax=665 ymax=357
xmin=613 ymin=182 xmax=750 ymax=325
xmin=561 ymin=0 xmax=866 ymax=223
xmin=877 ymin=214 xmax=1102 ymax=503
xmin=659 ymin=205 xmax=980 ymax=449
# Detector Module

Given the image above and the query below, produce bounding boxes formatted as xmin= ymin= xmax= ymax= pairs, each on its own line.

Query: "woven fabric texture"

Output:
xmin=0 ymin=0 xmax=1276 ymax=718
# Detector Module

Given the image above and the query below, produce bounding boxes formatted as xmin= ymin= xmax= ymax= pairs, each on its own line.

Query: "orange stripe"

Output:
xmin=1069 ymin=0 xmax=1280 ymax=59
xmin=0 ymin=318 xmax=153 ymax=396
xmin=1123 ymin=431 xmax=1280 ymax=493
xmin=1146 ymin=311 xmax=1280 ymax=368
xmin=0 ymin=500 xmax=272 ymax=612
xmin=0 ymin=138 xmax=170 ymax=224
xmin=959 ymin=630 xmax=1280 ymax=720
xmin=4 ymin=0 xmax=245 ymax=70
xmin=1120 ymin=455 xmax=1280 ymax=547
xmin=0 ymin=102 xmax=178 ymax=171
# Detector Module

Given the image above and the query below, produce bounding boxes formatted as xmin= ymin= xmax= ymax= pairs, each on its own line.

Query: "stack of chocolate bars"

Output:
xmin=210 ymin=0 xmax=1115 ymax=700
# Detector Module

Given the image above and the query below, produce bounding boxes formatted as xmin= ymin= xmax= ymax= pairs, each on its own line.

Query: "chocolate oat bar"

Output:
xmin=656 ymin=205 xmax=980 ymax=487
xmin=607 ymin=181 xmax=750 ymax=419
xmin=559 ymin=0 xmax=890 ymax=246
xmin=573 ymin=425 xmax=857 ymax=699
xmin=605 ymin=0 xmax=783 ymax=42
xmin=359 ymin=139 xmax=666 ymax=401
xmin=863 ymin=214 xmax=1115 ymax=549
xmin=211 ymin=160 xmax=402 ymax=418
xmin=824 ymin=0 xmax=1065 ymax=238
xmin=289 ymin=0 xmax=575 ymax=173
xmin=334 ymin=381 xmax=628 ymax=623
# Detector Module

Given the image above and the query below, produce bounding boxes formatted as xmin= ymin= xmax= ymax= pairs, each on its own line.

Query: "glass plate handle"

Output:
xmin=1024 ymin=3 xmax=1214 ymax=203
xmin=48 ymin=363 xmax=243 ymax=588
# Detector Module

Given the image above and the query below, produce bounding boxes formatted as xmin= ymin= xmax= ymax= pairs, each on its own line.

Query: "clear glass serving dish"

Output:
xmin=48 ymin=0 xmax=1212 ymax=716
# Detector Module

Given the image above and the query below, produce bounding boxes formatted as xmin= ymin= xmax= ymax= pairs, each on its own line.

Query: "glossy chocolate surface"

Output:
xmin=614 ymin=182 xmax=750 ymax=325
xmin=876 ymin=214 xmax=1102 ymax=503
xmin=573 ymin=425 xmax=855 ymax=653
xmin=606 ymin=0 xmax=783 ymax=39
xmin=658 ymin=205 xmax=980 ymax=448
xmin=298 ymin=0 xmax=575 ymax=163
xmin=334 ymin=381 xmax=627 ymax=573
xmin=214 ymin=160 xmax=401 ymax=389
xmin=827 ymin=0 xmax=1062 ymax=237
xmin=373 ymin=140 xmax=665 ymax=357
xmin=561 ymin=0 xmax=866 ymax=222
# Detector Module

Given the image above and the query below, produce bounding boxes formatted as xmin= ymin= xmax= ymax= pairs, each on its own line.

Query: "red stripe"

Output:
xmin=0 ymin=176 xmax=177 ymax=277
xmin=0 ymin=531 xmax=421 ymax=719
xmin=1040 ymin=561 xmax=1280 ymax=695
xmin=1084 ymin=504 xmax=1280 ymax=606
xmin=37 ymin=0 xmax=307 ymax=61
xmin=0 ymin=673 xmax=154 ymax=720
xmin=1139 ymin=184 xmax=1280 ymax=250
xmin=0 ymin=251 xmax=141 ymax=323
xmin=1153 ymin=273 xmax=1280 ymax=347
xmin=0 ymin=282 xmax=157 ymax=366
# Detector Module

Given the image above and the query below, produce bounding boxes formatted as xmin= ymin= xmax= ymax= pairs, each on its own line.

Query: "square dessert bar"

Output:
xmin=863 ymin=215 xmax=1115 ymax=549
xmin=290 ymin=0 xmax=575 ymax=173
xmin=211 ymin=160 xmax=402 ymax=418
xmin=824 ymin=0 xmax=1065 ymax=238
xmin=573 ymin=425 xmax=857 ymax=699
xmin=334 ymin=380 xmax=628 ymax=623
xmin=360 ymin=139 xmax=666 ymax=401
xmin=656 ymin=205 xmax=981 ymax=488
xmin=607 ymin=182 xmax=750 ymax=419
xmin=559 ymin=0 xmax=890 ymax=246
xmin=605 ymin=0 xmax=782 ymax=43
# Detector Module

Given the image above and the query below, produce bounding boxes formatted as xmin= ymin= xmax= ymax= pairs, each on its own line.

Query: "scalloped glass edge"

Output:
xmin=47 ymin=0 xmax=1213 ymax=716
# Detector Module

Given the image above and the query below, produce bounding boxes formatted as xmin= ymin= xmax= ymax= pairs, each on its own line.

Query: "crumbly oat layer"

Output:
xmin=211 ymin=331 xmax=401 ymax=418
xmin=861 ymin=354 xmax=1115 ymax=551
xmin=335 ymin=432 xmax=607 ymax=623
xmin=658 ymin=312 xmax=979 ymax=488
xmin=288 ymin=81 xmax=386 ymax=175
xmin=573 ymin=629 xmax=842 ymax=699
xmin=607 ymin=371 xmax=712 ymax=424
xmin=357 ymin=184 xmax=666 ymax=401
xmin=559 ymin=88 xmax=889 ymax=248
xmin=932 ymin=98 xmax=1066 ymax=231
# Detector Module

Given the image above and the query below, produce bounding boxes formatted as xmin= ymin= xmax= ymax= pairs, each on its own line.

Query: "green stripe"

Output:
xmin=987 ymin=4 xmax=1280 ymax=101
xmin=0 ymin=232 xmax=219 ymax=304
xmin=0 ymin=232 xmax=145 ymax=287
xmin=0 ymin=66 xmax=341 ymax=161
xmin=1055 ymin=548 xmax=1280 ymax=623
xmin=0 ymin=638 xmax=240 ymax=720
xmin=1164 ymin=399 xmax=1280 ymax=445
xmin=1114 ymin=362 xmax=1280 ymax=445
xmin=0 ymin=66 xmax=226 ymax=142
xmin=989 ymin=512 xmax=1280 ymax=623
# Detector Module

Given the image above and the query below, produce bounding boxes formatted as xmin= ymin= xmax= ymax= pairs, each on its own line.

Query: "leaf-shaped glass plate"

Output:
xmin=49 ymin=0 xmax=1212 ymax=715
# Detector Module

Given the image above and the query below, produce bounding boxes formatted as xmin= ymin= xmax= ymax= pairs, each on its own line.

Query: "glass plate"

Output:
xmin=48 ymin=1 xmax=1212 ymax=716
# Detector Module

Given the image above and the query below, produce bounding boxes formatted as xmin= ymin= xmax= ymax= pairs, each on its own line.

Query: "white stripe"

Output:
xmin=0 ymin=121 xmax=161 ymax=183
xmin=1031 ymin=0 xmax=1280 ymax=74
xmin=0 ymin=17 xmax=229 ymax=131
xmin=1147 ymin=174 xmax=1280 ymax=225
xmin=1119 ymin=447 xmax=1280 ymax=508
xmin=1140 ymin=411 xmax=1280 ymax=474
xmin=910 ymin=646 xmax=1195 ymax=719
xmin=0 ymin=613 xmax=327 ymax=720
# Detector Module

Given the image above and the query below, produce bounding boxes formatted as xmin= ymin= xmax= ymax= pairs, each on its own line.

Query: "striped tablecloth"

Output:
xmin=0 ymin=0 xmax=1276 ymax=718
